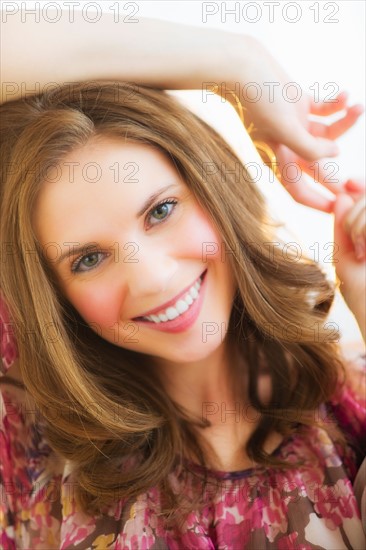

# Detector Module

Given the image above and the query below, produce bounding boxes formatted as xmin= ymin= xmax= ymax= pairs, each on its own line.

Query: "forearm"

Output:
xmin=352 ymin=305 xmax=366 ymax=343
xmin=1 ymin=12 xmax=249 ymax=103
xmin=339 ymin=284 xmax=366 ymax=344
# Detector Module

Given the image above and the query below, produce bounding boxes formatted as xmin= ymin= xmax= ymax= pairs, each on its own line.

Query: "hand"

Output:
xmin=271 ymin=94 xmax=363 ymax=212
xmin=234 ymin=38 xmax=364 ymax=212
xmin=333 ymin=182 xmax=366 ymax=339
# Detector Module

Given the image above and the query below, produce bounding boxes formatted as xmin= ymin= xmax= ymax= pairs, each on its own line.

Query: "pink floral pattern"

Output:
xmin=0 ymin=297 xmax=17 ymax=373
xmin=1 ymin=296 xmax=365 ymax=549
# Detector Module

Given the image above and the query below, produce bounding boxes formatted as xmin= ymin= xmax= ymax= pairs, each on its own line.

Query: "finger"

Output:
xmin=307 ymin=120 xmax=330 ymax=138
xmin=297 ymin=157 xmax=343 ymax=195
xmin=333 ymin=194 xmax=355 ymax=257
xmin=307 ymin=104 xmax=364 ymax=141
xmin=344 ymin=195 xmax=366 ymax=234
xmin=274 ymin=144 xmax=335 ymax=211
xmin=281 ymin=172 xmax=335 ymax=212
xmin=344 ymin=178 xmax=366 ymax=194
xmin=275 ymin=145 xmax=336 ymax=211
xmin=326 ymin=105 xmax=364 ymax=140
xmin=344 ymin=195 xmax=366 ymax=259
xmin=349 ymin=208 xmax=366 ymax=260
xmin=277 ymin=122 xmax=340 ymax=161
xmin=309 ymin=91 xmax=349 ymax=116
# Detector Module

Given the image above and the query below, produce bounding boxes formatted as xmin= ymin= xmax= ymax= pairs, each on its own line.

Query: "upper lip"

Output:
xmin=133 ymin=269 xmax=206 ymax=319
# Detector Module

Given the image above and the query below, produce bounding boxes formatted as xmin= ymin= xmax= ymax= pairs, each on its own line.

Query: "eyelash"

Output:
xmin=71 ymin=198 xmax=178 ymax=274
xmin=146 ymin=197 xmax=177 ymax=229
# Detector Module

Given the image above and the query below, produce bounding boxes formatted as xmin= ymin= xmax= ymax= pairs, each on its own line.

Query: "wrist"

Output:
xmin=341 ymin=289 xmax=366 ymax=342
xmin=159 ymin=26 xmax=251 ymax=92
xmin=199 ymin=33 xmax=261 ymax=113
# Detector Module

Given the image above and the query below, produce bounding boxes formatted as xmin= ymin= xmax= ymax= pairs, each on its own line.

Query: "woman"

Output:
xmin=0 ymin=81 xmax=365 ymax=548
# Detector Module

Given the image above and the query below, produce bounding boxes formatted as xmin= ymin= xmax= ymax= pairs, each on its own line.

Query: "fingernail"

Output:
xmin=353 ymin=104 xmax=364 ymax=115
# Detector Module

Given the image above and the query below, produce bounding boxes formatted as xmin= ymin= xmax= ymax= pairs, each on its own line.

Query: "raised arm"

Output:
xmin=333 ymin=181 xmax=366 ymax=343
xmin=0 ymin=10 xmax=363 ymax=211
xmin=0 ymin=13 xmax=241 ymax=100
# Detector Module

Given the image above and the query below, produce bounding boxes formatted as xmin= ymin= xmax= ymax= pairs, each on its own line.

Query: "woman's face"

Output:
xmin=34 ymin=137 xmax=237 ymax=364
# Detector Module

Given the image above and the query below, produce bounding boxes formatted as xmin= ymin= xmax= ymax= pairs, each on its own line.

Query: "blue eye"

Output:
xmin=71 ymin=251 xmax=104 ymax=273
xmin=70 ymin=199 xmax=178 ymax=274
xmin=147 ymin=199 xmax=177 ymax=227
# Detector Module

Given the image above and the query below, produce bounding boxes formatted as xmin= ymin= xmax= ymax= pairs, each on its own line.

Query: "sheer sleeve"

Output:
xmin=328 ymin=351 xmax=366 ymax=455
xmin=326 ymin=351 xmax=366 ymax=531
xmin=0 ymin=295 xmax=63 ymax=548
xmin=1 ymin=295 xmax=19 ymax=547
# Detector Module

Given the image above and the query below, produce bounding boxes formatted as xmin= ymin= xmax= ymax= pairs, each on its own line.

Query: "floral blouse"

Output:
xmin=1 ymin=297 xmax=366 ymax=549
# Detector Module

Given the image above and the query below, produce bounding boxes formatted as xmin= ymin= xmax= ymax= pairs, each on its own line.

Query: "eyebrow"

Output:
xmin=56 ymin=183 xmax=180 ymax=265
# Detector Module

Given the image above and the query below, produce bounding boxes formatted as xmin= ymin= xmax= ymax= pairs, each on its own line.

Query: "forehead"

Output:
xmin=55 ymin=137 xmax=176 ymax=183
xmin=33 ymin=138 xmax=182 ymax=243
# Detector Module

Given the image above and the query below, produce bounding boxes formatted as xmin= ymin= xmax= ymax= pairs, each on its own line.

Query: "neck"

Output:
xmin=150 ymin=339 xmax=249 ymax=424
xmin=148 ymin=341 xmax=280 ymax=472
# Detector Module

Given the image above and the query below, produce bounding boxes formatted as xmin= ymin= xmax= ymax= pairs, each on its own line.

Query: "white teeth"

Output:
xmin=175 ymin=300 xmax=189 ymax=314
xmin=184 ymin=293 xmax=193 ymax=305
xmin=166 ymin=307 xmax=179 ymax=320
xmin=142 ymin=275 xmax=203 ymax=323
xmin=190 ymin=287 xmax=198 ymax=299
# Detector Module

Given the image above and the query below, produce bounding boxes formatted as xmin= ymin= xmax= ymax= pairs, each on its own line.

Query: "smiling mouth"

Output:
xmin=132 ymin=269 xmax=207 ymax=324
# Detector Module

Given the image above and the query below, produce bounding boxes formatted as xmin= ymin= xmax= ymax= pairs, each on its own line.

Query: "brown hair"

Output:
xmin=0 ymin=82 xmax=345 ymax=521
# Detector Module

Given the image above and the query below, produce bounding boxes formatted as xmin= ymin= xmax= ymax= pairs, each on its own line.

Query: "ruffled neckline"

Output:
xmin=180 ymin=432 xmax=291 ymax=480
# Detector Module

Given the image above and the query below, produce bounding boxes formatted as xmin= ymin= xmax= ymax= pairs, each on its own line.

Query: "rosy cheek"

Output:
xmin=67 ymin=285 xmax=120 ymax=328
xmin=181 ymin=207 xmax=223 ymax=263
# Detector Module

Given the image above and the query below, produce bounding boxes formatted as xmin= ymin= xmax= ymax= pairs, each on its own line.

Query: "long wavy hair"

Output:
xmin=0 ymin=81 xmax=345 ymax=521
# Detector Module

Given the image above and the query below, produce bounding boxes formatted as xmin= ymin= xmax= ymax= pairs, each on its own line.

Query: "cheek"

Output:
xmin=177 ymin=205 xmax=223 ymax=262
xmin=65 ymin=282 xmax=121 ymax=329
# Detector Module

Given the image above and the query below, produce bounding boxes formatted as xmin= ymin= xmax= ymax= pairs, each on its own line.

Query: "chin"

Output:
xmin=154 ymin=336 xmax=226 ymax=365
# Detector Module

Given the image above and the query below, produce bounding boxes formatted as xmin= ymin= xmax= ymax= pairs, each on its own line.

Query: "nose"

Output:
xmin=123 ymin=246 xmax=178 ymax=299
